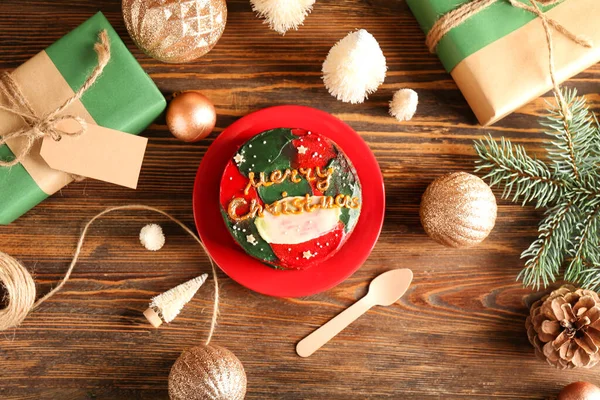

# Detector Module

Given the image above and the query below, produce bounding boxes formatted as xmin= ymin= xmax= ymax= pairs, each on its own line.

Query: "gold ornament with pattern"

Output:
xmin=420 ymin=172 xmax=497 ymax=248
xmin=169 ymin=345 xmax=247 ymax=400
xmin=122 ymin=0 xmax=227 ymax=63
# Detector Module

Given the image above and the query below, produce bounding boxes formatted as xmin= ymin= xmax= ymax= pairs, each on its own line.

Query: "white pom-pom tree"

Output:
xmin=322 ymin=29 xmax=387 ymax=104
xmin=144 ymin=274 xmax=208 ymax=328
xmin=389 ymin=89 xmax=419 ymax=121
xmin=251 ymin=0 xmax=315 ymax=35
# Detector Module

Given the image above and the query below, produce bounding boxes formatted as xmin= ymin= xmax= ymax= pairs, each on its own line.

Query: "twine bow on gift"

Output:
xmin=0 ymin=30 xmax=111 ymax=168
xmin=425 ymin=0 xmax=594 ymax=120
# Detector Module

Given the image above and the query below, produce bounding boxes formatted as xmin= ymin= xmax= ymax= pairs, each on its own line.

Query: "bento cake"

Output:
xmin=219 ymin=128 xmax=362 ymax=270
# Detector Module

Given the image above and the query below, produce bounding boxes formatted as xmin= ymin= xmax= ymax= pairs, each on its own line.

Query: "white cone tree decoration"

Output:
xmin=144 ymin=274 xmax=208 ymax=328
xmin=251 ymin=0 xmax=315 ymax=35
xmin=322 ymin=29 xmax=387 ymax=104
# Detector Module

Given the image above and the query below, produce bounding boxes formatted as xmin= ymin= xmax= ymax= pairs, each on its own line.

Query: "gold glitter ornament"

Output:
xmin=122 ymin=0 xmax=227 ymax=63
xmin=169 ymin=345 xmax=247 ymax=400
xmin=420 ymin=172 xmax=497 ymax=248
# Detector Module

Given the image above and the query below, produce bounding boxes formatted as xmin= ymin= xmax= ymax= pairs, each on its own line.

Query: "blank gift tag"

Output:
xmin=40 ymin=119 xmax=148 ymax=189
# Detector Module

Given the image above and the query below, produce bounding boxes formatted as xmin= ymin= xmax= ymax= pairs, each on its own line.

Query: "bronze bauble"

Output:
xmin=122 ymin=0 xmax=227 ymax=63
xmin=558 ymin=382 xmax=600 ymax=400
xmin=166 ymin=91 xmax=216 ymax=142
xmin=169 ymin=345 xmax=246 ymax=400
xmin=420 ymin=172 xmax=497 ymax=248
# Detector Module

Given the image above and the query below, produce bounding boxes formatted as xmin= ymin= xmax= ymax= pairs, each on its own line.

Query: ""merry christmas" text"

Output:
xmin=244 ymin=167 xmax=335 ymax=194
xmin=228 ymin=193 xmax=360 ymax=222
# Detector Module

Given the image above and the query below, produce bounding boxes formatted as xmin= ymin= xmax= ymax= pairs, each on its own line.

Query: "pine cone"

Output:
xmin=526 ymin=285 xmax=600 ymax=369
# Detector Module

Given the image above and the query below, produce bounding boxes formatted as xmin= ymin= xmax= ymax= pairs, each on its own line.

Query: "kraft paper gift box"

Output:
xmin=406 ymin=0 xmax=600 ymax=126
xmin=0 ymin=12 xmax=166 ymax=224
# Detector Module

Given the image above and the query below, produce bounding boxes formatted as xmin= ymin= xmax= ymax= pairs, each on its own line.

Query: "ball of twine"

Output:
xmin=0 ymin=252 xmax=36 ymax=331
xmin=0 ymin=205 xmax=219 ymax=345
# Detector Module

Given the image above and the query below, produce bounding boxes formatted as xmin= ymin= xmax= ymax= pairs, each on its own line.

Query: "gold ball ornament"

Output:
xmin=166 ymin=91 xmax=216 ymax=142
xmin=420 ymin=172 xmax=497 ymax=248
xmin=122 ymin=0 xmax=227 ymax=63
xmin=169 ymin=345 xmax=247 ymax=400
xmin=558 ymin=382 xmax=600 ymax=400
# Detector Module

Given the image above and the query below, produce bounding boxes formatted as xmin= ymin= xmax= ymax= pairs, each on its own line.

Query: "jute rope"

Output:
xmin=0 ymin=205 xmax=220 ymax=346
xmin=0 ymin=30 xmax=111 ymax=168
xmin=425 ymin=0 xmax=593 ymax=120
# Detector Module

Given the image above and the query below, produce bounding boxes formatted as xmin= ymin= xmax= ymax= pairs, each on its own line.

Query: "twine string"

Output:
xmin=425 ymin=0 xmax=593 ymax=120
xmin=0 ymin=30 xmax=111 ymax=168
xmin=0 ymin=205 xmax=220 ymax=346
xmin=425 ymin=0 xmax=497 ymax=53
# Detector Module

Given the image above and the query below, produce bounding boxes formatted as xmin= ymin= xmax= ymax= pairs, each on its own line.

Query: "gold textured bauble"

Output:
xmin=558 ymin=382 xmax=600 ymax=400
xmin=420 ymin=172 xmax=497 ymax=248
xmin=122 ymin=0 xmax=227 ymax=63
xmin=169 ymin=345 xmax=247 ymax=400
xmin=166 ymin=91 xmax=216 ymax=142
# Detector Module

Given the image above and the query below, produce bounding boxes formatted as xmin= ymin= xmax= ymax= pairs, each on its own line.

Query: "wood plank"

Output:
xmin=0 ymin=0 xmax=599 ymax=399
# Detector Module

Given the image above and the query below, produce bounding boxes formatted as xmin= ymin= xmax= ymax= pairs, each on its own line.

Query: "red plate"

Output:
xmin=193 ymin=106 xmax=384 ymax=297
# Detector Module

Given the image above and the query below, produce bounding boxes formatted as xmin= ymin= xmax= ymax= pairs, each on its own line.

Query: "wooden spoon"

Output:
xmin=296 ymin=268 xmax=413 ymax=357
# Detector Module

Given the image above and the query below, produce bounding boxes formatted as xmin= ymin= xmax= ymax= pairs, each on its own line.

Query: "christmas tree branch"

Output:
xmin=565 ymin=201 xmax=600 ymax=287
xmin=518 ymin=200 xmax=577 ymax=289
xmin=474 ymin=89 xmax=600 ymax=291
xmin=576 ymin=257 xmax=600 ymax=290
xmin=544 ymin=90 xmax=598 ymax=181
xmin=474 ymin=135 xmax=563 ymax=207
xmin=554 ymin=116 xmax=580 ymax=181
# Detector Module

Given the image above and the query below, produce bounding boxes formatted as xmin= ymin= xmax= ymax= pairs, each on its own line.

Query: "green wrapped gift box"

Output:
xmin=406 ymin=0 xmax=600 ymax=125
xmin=0 ymin=12 xmax=166 ymax=224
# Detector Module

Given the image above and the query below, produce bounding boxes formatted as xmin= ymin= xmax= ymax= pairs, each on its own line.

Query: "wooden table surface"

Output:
xmin=1 ymin=1 xmax=600 ymax=399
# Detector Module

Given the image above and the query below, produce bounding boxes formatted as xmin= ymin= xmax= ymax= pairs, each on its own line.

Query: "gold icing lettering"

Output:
xmin=228 ymin=198 xmax=264 ymax=222
xmin=243 ymin=167 xmax=334 ymax=193
xmin=227 ymin=163 xmax=360 ymax=222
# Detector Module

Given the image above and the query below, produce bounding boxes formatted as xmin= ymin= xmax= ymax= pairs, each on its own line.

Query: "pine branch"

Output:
xmin=565 ymin=199 xmax=600 ymax=287
xmin=577 ymin=255 xmax=600 ymax=290
xmin=518 ymin=199 xmax=578 ymax=289
xmin=589 ymin=112 xmax=600 ymax=181
xmin=543 ymin=89 xmax=597 ymax=181
xmin=474 ymin=134 xmax=563 ymax=207
xmin=473 ymin=89 xmax=600 ymax=291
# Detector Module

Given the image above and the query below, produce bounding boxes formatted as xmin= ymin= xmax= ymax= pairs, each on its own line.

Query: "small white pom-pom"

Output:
xmin=322 ymin=29 xmax=387 ymax=104
xmin=140 ymin=224 xmax=165 ymax=251
xmin=389 ymin=89 xmax=418 ymax=121
xmin=251 ymin=0 xmax=315 ymax=35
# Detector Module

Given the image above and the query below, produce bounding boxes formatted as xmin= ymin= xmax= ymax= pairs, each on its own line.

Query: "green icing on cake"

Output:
xmin=238 ymin=128 xmax=311 ymax=203
xmin=257 ymin=178 xmax=311 ymax=204
xmin=236 ymin=128 xmax=296 ymax=177
xmin=220 ymin=209 xmax=278 ymax=262
xmin=324 ymin=153 xmax=362 ymax=232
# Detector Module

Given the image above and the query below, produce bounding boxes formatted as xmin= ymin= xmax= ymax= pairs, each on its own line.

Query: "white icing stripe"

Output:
xmin=254 ymin=196 xmax=341 ymax=245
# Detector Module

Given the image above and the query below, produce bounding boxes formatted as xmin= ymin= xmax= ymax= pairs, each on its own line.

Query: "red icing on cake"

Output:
xmin=270 ymin=223 xmax=345 ymax=270
xmin=220 ymin=160 xmax=262 ymax=217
